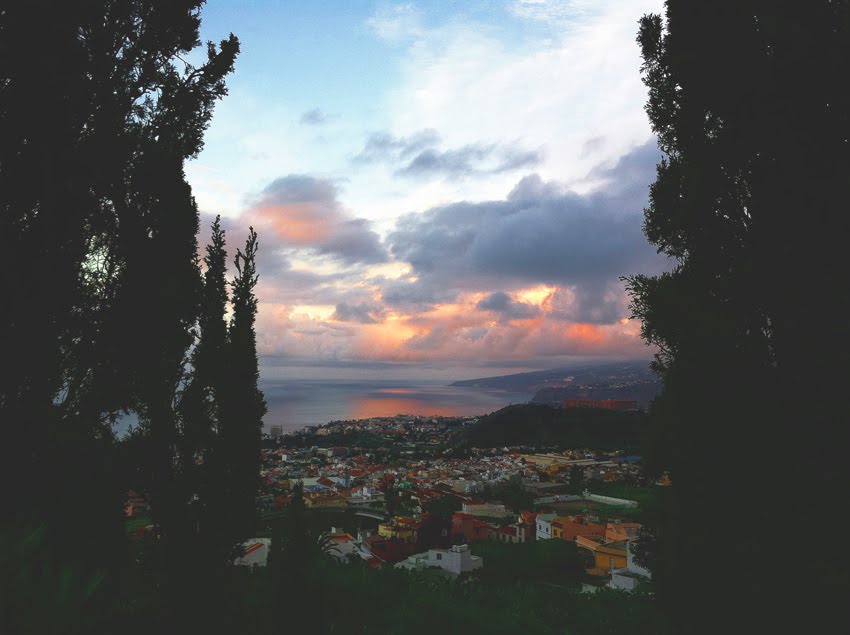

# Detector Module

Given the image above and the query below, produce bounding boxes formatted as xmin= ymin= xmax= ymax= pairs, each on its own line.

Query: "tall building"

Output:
xmin=269 ymin=424 xmax=283 ymax=437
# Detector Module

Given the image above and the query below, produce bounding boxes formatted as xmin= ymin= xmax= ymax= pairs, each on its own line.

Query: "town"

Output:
xmin=128 ymin=411 xmax=662 ymax=592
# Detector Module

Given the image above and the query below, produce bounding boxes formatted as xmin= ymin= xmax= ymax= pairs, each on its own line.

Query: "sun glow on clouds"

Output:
xmin=189 ymin=1 xmax=668 ymax=374
xmin=237 ymin=141 xmax=668 ymax=369
xmin=516 ymin=285 xmax=557 ymax=306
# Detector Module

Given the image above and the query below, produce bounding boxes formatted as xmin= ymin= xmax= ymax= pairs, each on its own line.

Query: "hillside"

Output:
xmin=451 ymin=361 xmax=660 ymax=408
xmin=460 ymin=403 xmax=647 ymax=451
xmin=530 ymin=380 xmax=660 ymax=408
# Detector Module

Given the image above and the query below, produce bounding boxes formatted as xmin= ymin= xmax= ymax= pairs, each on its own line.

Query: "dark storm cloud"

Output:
xmin=378 ymin=275 xmax=458 ymax=311
xmin=299 ymin=108 xmax=330 ymax=125
xmin=384 ymin=139 xmax=670 ymax=323
xmin=331 ymin=302 xmax=385 ymax=324
xmin=543 ymin=284 xmax=628 ymax=325
xmin=476 ymin=291 xmax=541 ymax=320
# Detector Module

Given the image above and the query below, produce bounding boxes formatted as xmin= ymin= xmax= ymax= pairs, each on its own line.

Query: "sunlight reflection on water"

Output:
xmin=260 ymin=379 xmax=532 ymax=433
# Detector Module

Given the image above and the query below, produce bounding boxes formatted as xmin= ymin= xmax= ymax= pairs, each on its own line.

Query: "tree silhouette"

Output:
xmin=627 ymin=2 xmax=848 ymax=632
xmin=220 ymin=227 xmax=267 ymax=550
xmin=0 ymin=2 xmax=239 ymax=628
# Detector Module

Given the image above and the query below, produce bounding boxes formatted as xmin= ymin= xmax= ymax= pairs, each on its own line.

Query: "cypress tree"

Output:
xmin=178 ymin=215 xmax=229 ymax=562
xmin=0 ymin=3 xmax=238 ymax=627
xmin=627 ymin=3 xmax=848 ymax=631
xmin=221 ymin=227 xmax=266 ymax=550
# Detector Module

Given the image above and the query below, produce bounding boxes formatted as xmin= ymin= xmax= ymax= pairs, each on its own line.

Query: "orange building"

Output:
xmin=552 ymin=516 xmax=606 ymax=541
xmin=605 ymin=521 xmax=641 ymax=543
xmin=304 ymin=489 xmax=347 ymax=508
xmin=576 ymin=536 xmax=629 ymax=576
xmin=592 ymin=540 xmax=628 ymax=574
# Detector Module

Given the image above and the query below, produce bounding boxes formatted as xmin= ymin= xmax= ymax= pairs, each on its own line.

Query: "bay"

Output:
xmin=260 ymin=378 xmax=533 ymax=433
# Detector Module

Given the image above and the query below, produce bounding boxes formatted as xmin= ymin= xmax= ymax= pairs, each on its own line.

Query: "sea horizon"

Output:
xmin=260 ymin=378 xmax=533 ymax=434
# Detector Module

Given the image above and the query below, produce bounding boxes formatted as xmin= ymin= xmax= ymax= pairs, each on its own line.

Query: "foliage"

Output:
xmin=471 ymin=539 xmax=586 ymax=586
xmin=425 ymin=493 xmax=464 ymax=519
xmin=218 ymin=227 xmax=266 ymax=551
xmin=626 ymin=2 xmax=849 ymax=631
xmin=483 ymin=474 xmax=535 ymax=513
xmin=568 ymin=465 xmax=585 ymax=494
xmin=462 ymin=404 xmax=646 ymax=451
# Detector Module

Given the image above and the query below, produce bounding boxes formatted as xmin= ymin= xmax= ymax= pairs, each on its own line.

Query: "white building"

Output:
xmin=609 ymin=541 xmax=651 ymax=591
xmin=396 ymin=544 xmax=483 ymax=576
xmin=233 ymin=538 xmax=271 ymax=568
xmin=536 ymin=513 xmax=557 ymax=540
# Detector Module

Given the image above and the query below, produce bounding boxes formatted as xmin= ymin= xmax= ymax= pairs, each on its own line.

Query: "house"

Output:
xmin=576 ymin=536 xmax=628 ymax=576
xmin=605 ymin=521 xmax=641 ymax=543
xmin=316 ymin=476 xmax=336 ymax=489
xmin=451 ymin=513 xmax=493 ymax=543
xmin=233 ymin=538 xmax=271 ymax=568
xmin=362 ymin=534 xmax=418 ymax=564
xmin=536 ymin=513 xmax=557 ymax=539
xmin=518 ymin=510 xmax=537 ymax=525
xmin=495 ymin=525 xmax=521 ymax=543
xmin=609 ymin=541 xmax=651 ymax=591
xmin=304 ymin=489 xmax=347 ymax=508
xmin=378 ymin=517 xmax=418 ymax=542
xmin=396 ymin=544 xmax=483 ymax=576
xmin=551 ymin=516 xmax=606 ymax=541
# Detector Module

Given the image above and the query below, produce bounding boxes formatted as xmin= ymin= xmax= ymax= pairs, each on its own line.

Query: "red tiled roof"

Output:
xmin=243 ymin=542 xmax=265 ymax=556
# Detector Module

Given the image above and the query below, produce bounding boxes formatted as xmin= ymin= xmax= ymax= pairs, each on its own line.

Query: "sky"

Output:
xmin=187 ymin=0 xmax=669 ymax=381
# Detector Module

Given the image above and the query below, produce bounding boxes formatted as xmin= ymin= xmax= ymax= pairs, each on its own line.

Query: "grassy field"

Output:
xmin=534 ymin=483 xmax=662 ymax=522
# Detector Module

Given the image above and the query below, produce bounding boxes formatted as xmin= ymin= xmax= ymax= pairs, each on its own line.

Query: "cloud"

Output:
xmin=580 ymin=135 xmax=606 ymax=158
xmin=386 ymin=139 xmax=669 ymax=313
xmin=397 ymin=143 xmax=542 ymax=179
xmin=378 ymin=275 xmax=457 ymax=311
xmin=299 ymin=108 xmax=330 ymax=125
xmin=231 ymin=143 xmax=666 ymax=372
xmin=476 ymin=291 xmax=541 ymax=321
xmin=247 ymin=175 xmax=388 ymax=265
xmin=508 ymin=0 xmax=597 ymax=24
xmin=354 ymin=129 xmax=541 ymax=179
xmin=378 ymin=0 xmax=663 ymax=201
xmin=366 ymin=3 xmax=423 ymax=42
xmin=331 ymin=302 xmax=385 ymax=324
xmin=353 ymin=129 xmax=442 ymax=163
xmin=542 ymin=283 xmax=628 ymax=325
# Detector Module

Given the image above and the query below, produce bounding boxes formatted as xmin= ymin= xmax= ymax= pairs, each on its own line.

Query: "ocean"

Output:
xmin=260 ymin=378 xmax=533 ymax=433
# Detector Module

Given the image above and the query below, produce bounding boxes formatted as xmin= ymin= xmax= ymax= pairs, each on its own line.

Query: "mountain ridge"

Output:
xmin=451 ymin=360 xmax=661 ymax=408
